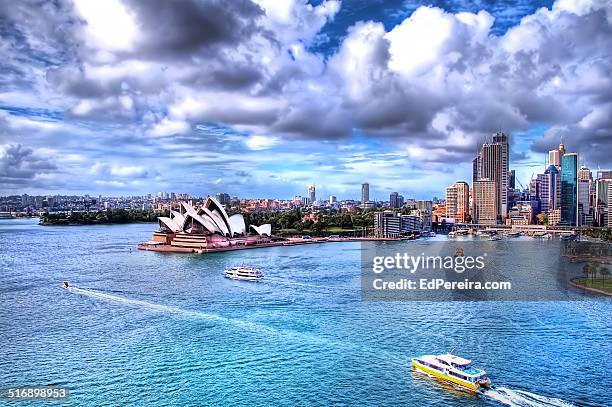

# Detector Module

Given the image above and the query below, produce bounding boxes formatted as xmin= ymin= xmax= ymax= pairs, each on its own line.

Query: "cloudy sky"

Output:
xmin=1 ymin=0 xmax=611 ymax=199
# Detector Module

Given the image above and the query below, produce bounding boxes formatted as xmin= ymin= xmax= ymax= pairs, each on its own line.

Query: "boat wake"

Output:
xmin=485 ymin=387 xmax=575 ymax=407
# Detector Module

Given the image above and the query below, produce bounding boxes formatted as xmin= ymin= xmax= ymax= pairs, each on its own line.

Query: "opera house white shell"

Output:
xmin=158 ymin=197 xmax=271 ymax=237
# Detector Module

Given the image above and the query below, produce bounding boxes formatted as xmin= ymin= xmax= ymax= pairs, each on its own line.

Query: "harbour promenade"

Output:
xmin=138 ymin=235 xmax=410 ymax=254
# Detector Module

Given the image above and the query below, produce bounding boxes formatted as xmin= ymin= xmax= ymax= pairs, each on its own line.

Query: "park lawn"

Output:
xmin=573 ymin=278 xmax=612 ymax=294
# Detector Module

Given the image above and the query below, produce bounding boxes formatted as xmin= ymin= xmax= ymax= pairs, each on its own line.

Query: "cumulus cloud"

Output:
xmin=0 ymin=0 xmax=611 ymax=195
xmin=0 ymin=144 xmax=58 ymax=186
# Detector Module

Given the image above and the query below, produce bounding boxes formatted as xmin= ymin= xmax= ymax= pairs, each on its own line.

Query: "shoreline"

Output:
xmin=569 ymin=278 xmax=612 ymax=297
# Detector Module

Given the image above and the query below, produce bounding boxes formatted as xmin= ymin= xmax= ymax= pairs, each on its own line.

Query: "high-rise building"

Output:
xmin=216 ymin=192 xmax=230 ymax=206
xmin=578 ymin=167 xmax=592 ymax=226
xmin=329 ymin=195 xmax=337 ymax=204
xmin=415 ymin=200 xmax=432 ymax=231
xmin=445 ymin=182 xmax=469 ymax=223
xmin=548 ymin=149 xmax=561 ymax=167
xmin=390 ymin=192 xmax=399 ymax=208
xmin=509 ymin=170 xmax=516 ymax=189
xmin=473 ymin=132 xmax=509 ymax=222
xmin=560 ymin=153 xmax=579 ymax=226
xmin=361 ymin=183 xmax=369 ymax=204
xmin=539 ymin=165 xmax=561 ymax=213
xmin=308 ymin=184 xmax=316 ymax=204
xmin=445 ymin=186 xmax=458 ymax=220
xmin=595 ymin=176 xmax=612 ymax=226
xmin=472 ymin=180 xmax=498 ymax=225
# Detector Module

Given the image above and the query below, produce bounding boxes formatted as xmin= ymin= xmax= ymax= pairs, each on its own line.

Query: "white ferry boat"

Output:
xmin=224 ymin=266 xmax=263 ymax=281
xmin=411 ymin=353 xmax=492 ymax=393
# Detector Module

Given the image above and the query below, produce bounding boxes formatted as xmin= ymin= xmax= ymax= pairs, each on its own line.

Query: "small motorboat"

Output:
xmin=62 ymin=281 xmax=70 ymax=289
xmin=490 ymin=235 xmax=502 ymax=241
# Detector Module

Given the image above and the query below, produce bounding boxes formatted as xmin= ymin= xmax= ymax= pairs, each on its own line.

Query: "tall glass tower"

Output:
xmin=561 ymin=153 xmax=579 ymax=226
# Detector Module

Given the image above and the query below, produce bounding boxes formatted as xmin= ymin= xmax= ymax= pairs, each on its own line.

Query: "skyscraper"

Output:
xmin=361 ymin=183 xmax=369 ymax=204
xmin=578 ymin=166 xmax=592 ymax=226
xmin=308 ymin=184 xmax=316 ymax=204
xmin=473 ymin=132 xmax=509 ymax=222
xmin=472 ymin=180 xmax=497 ymax=225
xmin=560 ymin=153 xmax=578 ymax=226
xmin=548 ymin=149 xmax=561 ymax=167
xmin=446 ymin=182 xmax=470 ymax=223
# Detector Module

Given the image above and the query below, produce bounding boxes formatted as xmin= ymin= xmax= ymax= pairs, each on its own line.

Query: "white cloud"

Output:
xmin=245 ymin=135 xmax=280 ymax=150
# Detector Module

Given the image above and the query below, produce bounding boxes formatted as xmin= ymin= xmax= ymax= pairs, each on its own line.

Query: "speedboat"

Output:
xmin=62 ymin=281 xmax=70 ymax=289
xmin=490 ymin=234 xmax=502 ymax=241
xmin=224 ymin=266 xmax=263 ymax=281
xmin=505 ymin=231 xmax=521 ymax=238
xmin=411 ymin=353 xmax=492 ymax=393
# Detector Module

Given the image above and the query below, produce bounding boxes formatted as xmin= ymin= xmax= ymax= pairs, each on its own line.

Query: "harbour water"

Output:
xmin=1 ymin=218 xmax=610 ymax=406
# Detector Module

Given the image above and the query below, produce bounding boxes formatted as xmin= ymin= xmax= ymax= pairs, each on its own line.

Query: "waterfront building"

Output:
xmin=415 ymin=200 xmax=433 ymax=231
xmin=473 ymin=132 xmax=509 ymax=221
xmin=361 ymin=183 xmax=370 ymax=205
xmin=445 ymin=185 xmax=457 ymax=221
xmin=308 ymin=185 xmax=316 ymax=205
xmin=152 ymin=197 xmax=272 ymax=250
xmin=446 ymin=182 xmax=469 ymax=223
xmin=374 ymin=211 xmax=401 ymax=238
xmin=548 ymin=208 xmax=561 ymax=226
xmin=472 ymin=180 xmax=498 ymax=225
xmin=560 ymin=153 xmax=579 ymax=226
xmin=506 ymin=202 xmax=533 ymax=225
xmin=400 ymin=215 xmax=421 ymax=233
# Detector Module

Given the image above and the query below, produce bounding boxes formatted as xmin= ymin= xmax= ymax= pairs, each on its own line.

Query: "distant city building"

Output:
xmin=308 ymin=184 xmax=316 ymax=204
xmin=216 ymin=192 xmax=230 ymax=206
xmin=361 ymin=183 xmax=369 ymax=204
xmin=595 ymin=176 xmax=612 ymax=226
xmin=560 ymin=153 xmax=579 ymax=226
xmin=389 ymin=192 xmax=404 ymax=208
xmin=329 ymin=195 xmax=337 ymax=204
xmin=548 ymin=149 xmax=561 ymax=167
xmin=472 ymin=180 xmax=497 ymax=225
xmin=415 ymin=200 xmax=433 ymax=231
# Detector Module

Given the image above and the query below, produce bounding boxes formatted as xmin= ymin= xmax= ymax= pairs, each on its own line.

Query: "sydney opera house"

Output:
xmin=140 ymin=197 xmax=272 ymax=253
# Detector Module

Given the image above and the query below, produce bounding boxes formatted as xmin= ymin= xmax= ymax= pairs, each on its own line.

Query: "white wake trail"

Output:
xmin=485 ymin=387 xmax=575 ymax=407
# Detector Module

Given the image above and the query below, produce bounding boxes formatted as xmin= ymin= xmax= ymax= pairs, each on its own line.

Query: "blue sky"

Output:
xmin=0 ymin=0 xmax=610 ymax=200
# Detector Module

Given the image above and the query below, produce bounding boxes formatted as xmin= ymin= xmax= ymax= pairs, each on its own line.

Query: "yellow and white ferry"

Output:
xmin=411 ymin=353 xmax=492 ymax=393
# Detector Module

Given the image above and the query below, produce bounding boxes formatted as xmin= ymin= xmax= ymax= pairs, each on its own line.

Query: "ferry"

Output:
xmin=411 ymin=353 xmax=492 ymax=393
xmin=224 ymin=266 xmax=263 ymax=281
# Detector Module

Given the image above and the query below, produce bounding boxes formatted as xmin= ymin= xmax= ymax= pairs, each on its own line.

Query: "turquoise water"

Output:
xmin=0 ymin=218 xmax=610 ymax=406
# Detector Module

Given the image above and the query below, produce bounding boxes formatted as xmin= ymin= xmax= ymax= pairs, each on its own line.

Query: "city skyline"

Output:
xmin=1 ymin=0 xmax=611 ymax=199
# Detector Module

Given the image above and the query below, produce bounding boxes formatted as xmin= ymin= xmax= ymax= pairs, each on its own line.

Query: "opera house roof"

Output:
xmin=158 ymin=197 xmax=271 ymax=237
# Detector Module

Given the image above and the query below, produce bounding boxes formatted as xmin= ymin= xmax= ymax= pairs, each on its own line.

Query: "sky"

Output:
xmin=0 ymin=0 xmax=611 ymax=200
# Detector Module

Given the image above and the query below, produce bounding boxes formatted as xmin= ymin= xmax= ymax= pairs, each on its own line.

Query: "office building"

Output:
xmin=389 ymin=192 xmax=404 ymax=208
xmin=445 ymin=182 xmax=469 ymax=223
xmin=361 ymin=183 xmax=369 ymax=204
xmin=308 ymin=185 xmax=316 ymax=204
xmin=473 ymin=132 xmax=509 ymax=221
xmin=560 ymin=153 xmax=579 ymax=226
xmin=472 ymin=180 xmax=498 ymax=225
xmin=578 ymin=167 xmax=591 ymax=226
